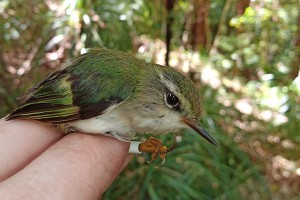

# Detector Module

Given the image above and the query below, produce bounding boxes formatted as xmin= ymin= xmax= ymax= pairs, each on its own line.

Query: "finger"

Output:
xmin=120 ymin=154 xmax=134 ymax=172
xmin=0 ymin=132 xmax=130 ymax=200
xmin=0 ymin=118 xmax=63 ymax=181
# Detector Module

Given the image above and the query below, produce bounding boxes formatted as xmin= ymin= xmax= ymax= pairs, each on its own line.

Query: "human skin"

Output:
xmin=0 ymin=118 xmax=130 ymax=199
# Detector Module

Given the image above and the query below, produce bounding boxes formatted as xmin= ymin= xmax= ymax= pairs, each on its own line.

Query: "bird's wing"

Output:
xmin=6 ymin=49 xmax=140 ymax=124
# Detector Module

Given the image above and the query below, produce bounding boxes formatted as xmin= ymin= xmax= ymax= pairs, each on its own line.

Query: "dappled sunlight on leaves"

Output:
xmin=1 ymin=0 xmax=300 ymax=199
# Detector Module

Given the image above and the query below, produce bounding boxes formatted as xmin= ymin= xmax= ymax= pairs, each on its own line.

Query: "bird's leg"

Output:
xmin=138 ymin=135 xmax=176 ymax=163
xmin=138 ymin=137 xmax=166 ymax=163
xmin=56 ymin=124 xmax=74 ymax=134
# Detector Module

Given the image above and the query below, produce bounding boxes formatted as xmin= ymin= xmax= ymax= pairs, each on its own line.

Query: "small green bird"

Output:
xmin=6 ymin=48 xmax=217 ymax=162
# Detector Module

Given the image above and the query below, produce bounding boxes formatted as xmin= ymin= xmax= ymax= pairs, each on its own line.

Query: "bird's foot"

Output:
xmin=138 ymin=135 xmax=176 ymax=164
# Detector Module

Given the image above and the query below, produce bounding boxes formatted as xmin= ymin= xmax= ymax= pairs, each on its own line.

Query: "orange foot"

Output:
xmin=138 ymin=135 xmax=176 ymax=164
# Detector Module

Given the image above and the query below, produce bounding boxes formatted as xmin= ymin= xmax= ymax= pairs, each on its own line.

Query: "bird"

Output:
xmin=6 ymin=48 xmax=217 ymax=163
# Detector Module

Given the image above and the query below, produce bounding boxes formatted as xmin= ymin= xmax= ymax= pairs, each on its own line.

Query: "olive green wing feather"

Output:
xmin=6 ymin=49 xmax=142 ymax=124
xmin=5 ymin=69 xmax=80 ymax=123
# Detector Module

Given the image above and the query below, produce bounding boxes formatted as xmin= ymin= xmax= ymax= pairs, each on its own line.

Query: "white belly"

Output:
xmin=69 ymin=109 xmax=132 ymax=136
xmin=69 ymin=105 xmax=185 ymax=139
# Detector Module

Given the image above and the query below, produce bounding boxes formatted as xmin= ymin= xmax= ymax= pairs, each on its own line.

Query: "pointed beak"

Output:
xmin=181 ymin=117 xmax=218 ymax=146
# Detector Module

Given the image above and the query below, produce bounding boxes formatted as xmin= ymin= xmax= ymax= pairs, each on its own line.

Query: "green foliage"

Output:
xmin=226 ymin=2 xmax=298 ymax=84
xmin=1 ymin=0 xmax=300 ymax=199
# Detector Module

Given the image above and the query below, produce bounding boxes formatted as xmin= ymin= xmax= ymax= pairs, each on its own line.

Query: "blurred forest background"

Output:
xmin=0 ymin=0 xmax=299 ymax=199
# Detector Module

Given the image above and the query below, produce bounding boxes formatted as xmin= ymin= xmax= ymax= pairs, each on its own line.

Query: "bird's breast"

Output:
xmin=69 ymin=108 xmax=133 ymax=137
xmin=68 ymin=106 xmax=184 ymax=138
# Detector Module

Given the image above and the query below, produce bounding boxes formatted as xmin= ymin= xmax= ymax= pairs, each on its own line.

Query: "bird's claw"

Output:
xmin=138 ymin=134 xmax=176 ymax=164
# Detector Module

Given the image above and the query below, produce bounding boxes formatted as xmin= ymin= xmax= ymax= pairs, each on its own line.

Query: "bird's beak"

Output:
xmin=181 ymin=117 xmax=218 ymax=146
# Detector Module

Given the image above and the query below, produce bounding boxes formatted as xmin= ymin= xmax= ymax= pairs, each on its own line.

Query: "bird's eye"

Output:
xmin=166 ymin=92 xmax=180 ymax=108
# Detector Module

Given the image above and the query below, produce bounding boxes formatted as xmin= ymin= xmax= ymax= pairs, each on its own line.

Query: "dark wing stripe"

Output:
xmin=78 ymin=100 xmax=120 ymax=119
xmin=35 ymin=115 xmax=81 ymax=124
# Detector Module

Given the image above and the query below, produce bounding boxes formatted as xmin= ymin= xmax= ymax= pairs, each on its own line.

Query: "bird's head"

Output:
xmin=133 ymin=64 xmax=217 ymax=146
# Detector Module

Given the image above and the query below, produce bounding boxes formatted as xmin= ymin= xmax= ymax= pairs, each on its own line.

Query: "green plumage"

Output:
xmin=6 ymin=48 xmax=202 ymax=126
xmin=6 ymin=49 xmax=146 ymax=123
xmin=5 ymin=48 xmax=218 ymax=147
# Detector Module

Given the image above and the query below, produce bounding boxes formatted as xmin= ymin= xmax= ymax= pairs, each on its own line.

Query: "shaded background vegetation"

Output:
xmin=1 ymin=0 xmax=299 ymax=199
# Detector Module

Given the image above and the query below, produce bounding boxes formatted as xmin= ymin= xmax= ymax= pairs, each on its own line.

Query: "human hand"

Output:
xmin=0 ymin=118 xmax=130 ymax=199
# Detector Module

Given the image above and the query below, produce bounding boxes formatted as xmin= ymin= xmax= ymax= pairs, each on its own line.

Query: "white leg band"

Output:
xmin=129 ymin=141 xmax=142 ymax=154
